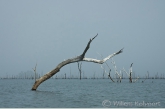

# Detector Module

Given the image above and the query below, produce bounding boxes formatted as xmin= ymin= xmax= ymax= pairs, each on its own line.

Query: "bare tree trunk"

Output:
xmin=129 ymin=63 xmax=133 ymax=83
xmin=111 ymin=59 xmax=122 ymax=82
xmin=129 ymin=73 xmax=132 ymax=83
xmin=103 ymin=70 xmax=105 ymax=79
xmin=77 ymin=62 xmax=82 ymax=80
xmin=31 ymin=34 xmax=123 ymax=90
xmin=32 ymin=63 xmax=37 ymax=82
xmin=123 ymin=63 xmax=138 ymax=83
xmin=147 ymin=71 xmax=149 ymax=79
xmin=108 ymin=69 xmax=115 ymax=82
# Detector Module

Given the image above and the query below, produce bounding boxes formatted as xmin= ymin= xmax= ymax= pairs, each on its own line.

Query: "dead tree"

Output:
xmin=123 ymin=63 xmax=139 ymax=83
xmin=97 ymin=52 xmax=115 ymax=82
xmin=122 ymin=63 xmax=133 ymax=82
xmin=142 ymin=71 xmax=149 ymax=82
xmin=32 ymin=63 xmax=37 ymax=82
xmin=111 ymin=58 xmax=122 ymax=82
xmin=77 ymin=62 xmax=82 ymax=80
xmin=31 ymin=34 xmax=123 ymax=90
xmin=147 ymin=71 xmax=149 ymax=79
xmin=107 ymin=67 xmax=115 ymax=82
xmin=129 ymin=63 xmax=133 ymax=83
xmin=101 ymin=65 xmax=115 ymax=82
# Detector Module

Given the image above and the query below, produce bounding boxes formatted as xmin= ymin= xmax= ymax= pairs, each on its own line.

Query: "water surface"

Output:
xmin=0 ymin=79 xmax=164 ymax=108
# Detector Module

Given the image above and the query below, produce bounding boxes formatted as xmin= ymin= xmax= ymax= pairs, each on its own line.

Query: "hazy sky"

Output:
xmin=0 ymin=0 xmax=165 ymax=78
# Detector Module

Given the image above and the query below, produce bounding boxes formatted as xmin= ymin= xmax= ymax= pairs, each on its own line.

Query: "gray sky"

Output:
xmin=0 ymin=0 xmax=165 ymax=78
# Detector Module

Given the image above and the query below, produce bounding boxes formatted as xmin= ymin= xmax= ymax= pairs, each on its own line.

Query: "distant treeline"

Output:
xmin=0 ymin=76 xmax=164 ymax=79
xmin=1 ymin=70 xmax=164 ymax=80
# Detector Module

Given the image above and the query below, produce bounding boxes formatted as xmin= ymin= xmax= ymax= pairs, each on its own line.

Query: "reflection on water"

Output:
xmin=0 ymin=79 xmax=164 ymax=108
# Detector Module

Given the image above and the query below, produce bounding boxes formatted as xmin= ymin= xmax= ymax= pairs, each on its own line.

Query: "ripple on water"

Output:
xmin=0 ymin=79 xmax=164 ymax=108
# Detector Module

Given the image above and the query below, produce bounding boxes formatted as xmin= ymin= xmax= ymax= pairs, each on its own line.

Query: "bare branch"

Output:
xmin=83 ymin=48 xmax=123 ymax=64
xmin=130 ymin=63 xmax=133 ymax=68
xmin=123 ymin=67 xmax=129 ymax=77
xmin=101 ymin=65 xmax=115 ymax=82
xmin=97 ymin=52 xmax=115 ymax=82
xmin=111 ymin=59 xmax=121 ymax=78
xmin=116 ymin=48 xmax=124 ymax=55
xmin=133 ymin=77 xmax=139 ymax=82
xmin=81 ymin=33 xmax=98 ymax=58
xmin=31 ymin=34 xmax=123 ymax=90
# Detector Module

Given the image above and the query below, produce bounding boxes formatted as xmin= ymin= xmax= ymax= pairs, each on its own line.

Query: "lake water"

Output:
xmin=0 ymin=78 xmax=164 ymax=108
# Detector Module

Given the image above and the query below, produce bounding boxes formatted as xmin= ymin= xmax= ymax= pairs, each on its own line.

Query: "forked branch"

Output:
xmin=31 ymin=34 xmax=123 ymax=90
xmin=81 ymin=34 xmax=98 ymax=58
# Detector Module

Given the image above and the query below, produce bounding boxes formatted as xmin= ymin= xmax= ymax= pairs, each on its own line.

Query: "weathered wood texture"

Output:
xmin=31 ymin=34 xmax=123 ymax=90
xmin=129 ymin=63 xmax=133 ymax=83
